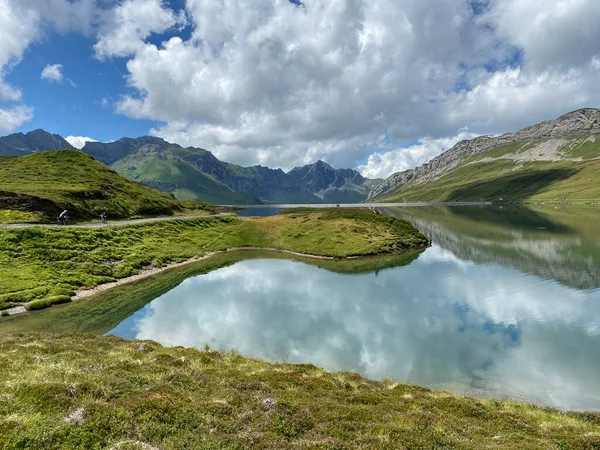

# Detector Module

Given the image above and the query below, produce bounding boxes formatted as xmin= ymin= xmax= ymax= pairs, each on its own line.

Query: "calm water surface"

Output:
xmin=109 ymin=206 xmax=600 ymax=410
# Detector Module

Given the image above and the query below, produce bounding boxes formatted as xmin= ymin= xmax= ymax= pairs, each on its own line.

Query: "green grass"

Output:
xmin=112 ymin=150 xmax=257 ymax=205
xmin=0 ymin=209 xmax=42 ymax=224
xmin=0 ymin=249 xmax=423 ymax=335
xmin=379 ymin=160 xmax=600 ymax=202
xmin=0 ymin=210 xmax=428 ymax=311
xmin=0 ymin=150 xmax=183 ymax=221
xmin=378 ymin=136 xmax=600 ymax=203
xmin=0 ymin=333 xmax=598 ymax=450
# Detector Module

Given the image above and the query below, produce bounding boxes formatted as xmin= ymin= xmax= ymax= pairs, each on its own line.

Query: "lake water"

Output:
xmin=109 ymin=205 xmax=600 ymax=410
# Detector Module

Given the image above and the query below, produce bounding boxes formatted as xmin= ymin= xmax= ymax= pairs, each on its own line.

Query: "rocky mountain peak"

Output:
xmin=0 ymin=129 xmax=74 ymax=156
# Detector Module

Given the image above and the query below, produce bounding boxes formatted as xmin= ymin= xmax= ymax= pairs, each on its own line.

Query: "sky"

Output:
xmin=0 ymin=0 xmax=599 ymax=178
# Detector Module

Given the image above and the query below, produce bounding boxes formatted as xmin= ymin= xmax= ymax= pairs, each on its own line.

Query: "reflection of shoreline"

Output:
xmin=0 ymin=248 xmax=423 ymax=334
xmin=5 ymin=246 xmax=425 ymax=318
xmin=120 ymin=257 xmax=600 ymax=411
xmin=385 ymin=207 xmax=600 ymax=290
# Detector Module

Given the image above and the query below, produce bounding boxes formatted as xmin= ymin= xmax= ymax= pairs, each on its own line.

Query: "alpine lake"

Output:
xmin=6 ymin=205 xmax=600 ymax=411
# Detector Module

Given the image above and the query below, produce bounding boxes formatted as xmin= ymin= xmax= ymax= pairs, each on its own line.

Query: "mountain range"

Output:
xmin=2 ymin=108 xmax=600 ymax=205
xmin=0 ymin=131 xmax=377 ymax=205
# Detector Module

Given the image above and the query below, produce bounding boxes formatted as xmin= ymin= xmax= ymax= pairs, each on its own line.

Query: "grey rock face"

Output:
xmin=0 ymin=129 xmax=74 ymax=156
xmin=369 ymin=108 xmax=600 ymax=200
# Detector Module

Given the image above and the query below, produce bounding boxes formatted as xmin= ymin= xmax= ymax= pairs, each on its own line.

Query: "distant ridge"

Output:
xmin=0 ymin=129 xmax=74 ymax=156
xmin=81 ymin=137 xmax=376 ymax=204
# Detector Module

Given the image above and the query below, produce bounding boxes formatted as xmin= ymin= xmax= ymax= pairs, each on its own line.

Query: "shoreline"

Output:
xmin=4 ymin=246 xmax=411 ymax=317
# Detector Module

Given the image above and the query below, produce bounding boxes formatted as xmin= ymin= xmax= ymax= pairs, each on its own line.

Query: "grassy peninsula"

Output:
xmin=0 ymin=209 xmax=428 ymax=312
xmin=1 ymin=333 xmax=599 ymax=450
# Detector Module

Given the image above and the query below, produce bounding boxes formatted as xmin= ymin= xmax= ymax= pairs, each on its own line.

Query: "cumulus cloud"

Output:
xmin=92 ymin=0 xmax=600 ymax=175
xmin=3 ymin=0 xmax=600 ymax=176
xmin=41 ymin=63 xmax=77 ymax=87
xmin=0 ymin=105 xmax=34 ymax=134
xmin=358 ymin=131 xmax=480 ymax=179
xmin=485 ymin=0 xmax=600 ymax=70
xmin=65 ymin=135 xmax=98 ymax=149
xmin=0 ymin=0 xmax=40 ymax=131
xmin=94 ymin=0 xmax=186 ymax=59
xmin=41 ymin=63 xmax=64 ymax=82
xmin=0 ymin=1 xmax=98 ymax=133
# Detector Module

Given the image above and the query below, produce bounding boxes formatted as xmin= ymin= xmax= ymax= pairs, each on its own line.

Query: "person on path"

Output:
xmin=100 ymin=212 xmax=107 ymax=225
xmin=58 ymin=210 xmax=68 ymax=225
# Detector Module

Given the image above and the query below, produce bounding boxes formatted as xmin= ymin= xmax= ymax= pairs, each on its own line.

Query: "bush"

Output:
xmin=0 ymin=310 xmax=9 ymax=317
xmin=26 ymin=295 xmax=72 ymax=311
xmin=26 ymin=299 xmax=52 ymax=311
xmin=0 ymin=286 xmax=49 ymax=304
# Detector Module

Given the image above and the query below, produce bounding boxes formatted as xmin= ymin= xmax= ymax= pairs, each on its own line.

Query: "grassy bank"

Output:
xmin=0 ymin=209 xmax=428 ymax=311
xmin=0 ymin=249 xmax=424 ymax=335
xmin=0 ymin=333 xmax=598 ymax=450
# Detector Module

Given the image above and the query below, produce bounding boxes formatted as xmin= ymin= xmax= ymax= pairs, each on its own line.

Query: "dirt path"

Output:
xmin=0 ymin=213 xmax=232 ymax=229
xmin=3 ymin=247 xmax=342 ymax=317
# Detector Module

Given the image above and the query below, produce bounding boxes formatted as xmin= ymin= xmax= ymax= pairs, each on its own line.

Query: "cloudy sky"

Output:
xmin=1 ymin=0 xmax=599 ymax=178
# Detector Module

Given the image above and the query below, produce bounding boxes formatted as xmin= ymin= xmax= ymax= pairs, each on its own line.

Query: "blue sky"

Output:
xmin=0 ymin=0 xmax=598 ymax=176
xmin=7 ymin=31 xmax=159 ymax=142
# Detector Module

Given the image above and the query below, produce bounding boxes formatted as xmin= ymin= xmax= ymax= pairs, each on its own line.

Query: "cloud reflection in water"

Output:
xmin=109 ymin=245 xmax=600 ymax=410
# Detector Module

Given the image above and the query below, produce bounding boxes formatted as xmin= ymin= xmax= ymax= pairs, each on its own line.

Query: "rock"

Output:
xmin=263 ymin=398 xmax=276 ymax=412
xmin=63 ymin=407 xmax=85 ymax=425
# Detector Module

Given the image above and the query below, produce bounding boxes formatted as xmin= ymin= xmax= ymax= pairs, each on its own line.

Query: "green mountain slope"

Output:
xmin=0 ymin=129 xmax=74 ymax=156
xmin=83 ymin=137 xmax=374 ymax=204
xmin=372 ymin=109 xmax=600 ymax=202
xmin=0 ymin=150 xmax=183 ymax=221
xmin=112 ymin=149 xmax=258 ymax=205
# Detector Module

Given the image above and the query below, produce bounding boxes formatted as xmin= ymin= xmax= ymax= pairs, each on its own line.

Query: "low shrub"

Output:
xmin=26 ymin=295 xmax=72 ymax=311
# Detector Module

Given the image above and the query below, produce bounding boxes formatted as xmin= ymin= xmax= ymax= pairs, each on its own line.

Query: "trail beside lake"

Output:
xmin=0 ymin=213 xmax=232 ymax=229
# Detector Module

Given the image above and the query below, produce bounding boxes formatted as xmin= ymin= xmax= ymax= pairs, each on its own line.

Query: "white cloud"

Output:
xmin=94 ymin=0 xmax=186 ymax=59
xmin=0 ymin=105 xmax=34 ymax=134
xmin=0 ymin=0 xmax=40 ymax=131
xmin=41 ymin=63 xmax=77 ymax=87
xmin=0 ymin=1 xmax=100 ymax=134
xmin=484 ymin=0 xmax=600 ymax=70
xmin=41 ymin=63 xmax=64 ymax=82
xmin=65 ymin=135 xmax=98 ymax=149
xmin=94 ymin=0 xmax=600 ymax=174
xmin=358 ymin=131 xmax=480 ymax=179
xmin=2 ymin=0 xmax=600 ymax=175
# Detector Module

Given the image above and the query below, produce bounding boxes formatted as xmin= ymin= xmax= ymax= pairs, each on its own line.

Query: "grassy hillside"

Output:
xmin=0 ymin=150 xmax=183 ymax=222
xmin=0 ymin=210 xmax=429 ymax=311
xmin=1 ymin=333 xmax=599 ymax=450
xmin=378 ymin=136 xmax=600 ymax=203
xmin=112 ymin=150 xmax=258 ymax=204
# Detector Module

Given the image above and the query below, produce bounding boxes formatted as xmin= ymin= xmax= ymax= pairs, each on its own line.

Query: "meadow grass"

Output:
xmin=0 ymin=209 xmax=428 ymax=311
xmin=0 ymin=333 xmax=598 ymax=450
